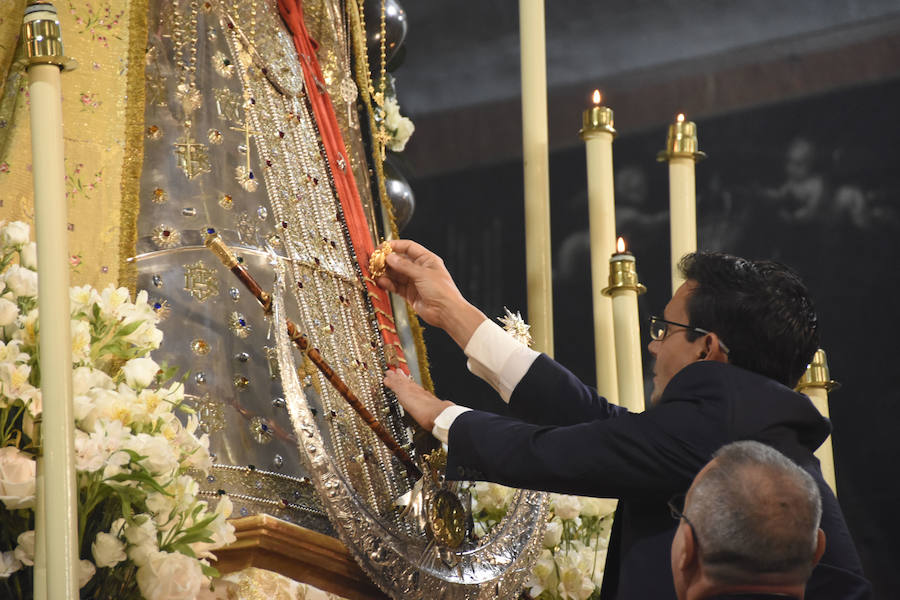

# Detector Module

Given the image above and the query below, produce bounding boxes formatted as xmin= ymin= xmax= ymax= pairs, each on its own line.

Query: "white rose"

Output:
xmin=525 ymin=548 xmax=558 ymax=598
xmin=1 ymin=221 xmax=30 ymax=247
xmin=122 ymin=357 xmax=160 ymax=389
xmin=4 ymin=265 xmax=38 ymax=298
xmin=580 ymin=497 xmax=617 ymax=518
xmin=72 ymin=366 xmax=115 ymax=396
xmin=551 ymin=494 xmax=582 ymax=521
xmin=0 ymin=297 xmax=18 ymax=327
xmin=136 ymin=550 xmax=205 ymax=600
xmin=79 ymin=559 xmax=96 ymax=589
xmin=0 ymin=550 xmax=22 ymax=578
xmin=542 ymin=519 xmax=563 ymax=548
xmin=146 ymin=491 xmax=176 ymax=520
xmin=0 ymin=446 xmax=36 ymax=509
xmin=74 ymin=430 xmax=105 ymax=473
xmin=20 ymin=242 xmax=37 ymax=269
xmin=473 ymin=482 xmax=514 ymax=515
xmin=92 ymin=532 xmax=127 ymax=568
xmin=14 ymin=530 xmax=35 ymax=566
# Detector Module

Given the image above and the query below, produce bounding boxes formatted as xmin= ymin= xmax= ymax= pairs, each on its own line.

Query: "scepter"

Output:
xmin=204 ymin=232 xmax=423 ymax=480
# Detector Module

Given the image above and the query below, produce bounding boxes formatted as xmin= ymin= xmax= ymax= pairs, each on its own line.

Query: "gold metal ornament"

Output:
xmin=368 ymin=240 xmax=392 ymax=278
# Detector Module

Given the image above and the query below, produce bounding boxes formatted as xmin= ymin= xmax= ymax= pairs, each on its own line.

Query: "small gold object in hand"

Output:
xmin=368 ymin=241 xmax=393 ymax=278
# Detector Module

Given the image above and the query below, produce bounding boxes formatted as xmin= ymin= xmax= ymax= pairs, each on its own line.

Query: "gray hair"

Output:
xmin=686 ymin=441 xmax=822 ymax=584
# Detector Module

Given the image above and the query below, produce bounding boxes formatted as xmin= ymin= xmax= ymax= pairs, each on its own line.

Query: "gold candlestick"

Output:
xmin=657 ymin=114 xmax=706 ymax=296
xmin=796 ymin=349 xmax=839 ymax=495
xmin=602 ymin=238 xmax=647 ymax=413
xmin=580 ymin=90 xmax=618 ymax=403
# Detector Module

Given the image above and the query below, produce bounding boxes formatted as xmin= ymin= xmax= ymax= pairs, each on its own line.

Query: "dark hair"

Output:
xmin=679 ymin=252 xmax=819 ymax=387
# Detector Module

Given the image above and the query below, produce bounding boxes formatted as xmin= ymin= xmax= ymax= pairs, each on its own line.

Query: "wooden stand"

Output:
xmin=213 ymin=515 xmax=388 ymax=600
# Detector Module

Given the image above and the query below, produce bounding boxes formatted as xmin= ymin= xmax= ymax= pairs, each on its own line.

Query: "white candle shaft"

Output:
xmin=585 ymin=132 xmax=618 ymax=402
xmin=28 ymin=62 xmax=79 ymax=599
xmin=519 ymin=0 xmax=553 ymax=356
xmin=611 ymin=289 xmax=645 ymax=412
xmin=668 ymin=157 xmax=697 ymax=294
xmin=805 ymin=387 xmax=837 ymax=495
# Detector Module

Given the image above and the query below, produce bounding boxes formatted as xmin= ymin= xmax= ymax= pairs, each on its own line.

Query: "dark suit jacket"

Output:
xmin=446 ymin=357 xmax=871 ymax=599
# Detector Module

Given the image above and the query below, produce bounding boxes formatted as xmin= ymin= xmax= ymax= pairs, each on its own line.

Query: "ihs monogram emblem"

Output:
xmin=183 ymin=260 xmax=219 ymax=302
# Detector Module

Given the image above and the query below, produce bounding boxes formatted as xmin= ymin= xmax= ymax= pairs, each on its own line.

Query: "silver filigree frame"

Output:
xmin=270 ymin=260 xmax=549 ymax=599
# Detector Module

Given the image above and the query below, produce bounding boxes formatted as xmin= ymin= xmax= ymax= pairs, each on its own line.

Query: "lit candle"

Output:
xmin=519 ymin=0 xmax=554 ymax=355
xmin=580 ymin=90 xmax=618 ymax=402
xmin=796 ymin=349 xmax=839 ymax=494
xmin=657 ymin=113 xmax=705 ymax=295
xmin=603 ymin=238 xmax=647 ymax=412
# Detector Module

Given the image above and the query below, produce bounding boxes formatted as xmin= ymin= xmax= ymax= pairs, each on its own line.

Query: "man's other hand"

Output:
xmin=375 ymin=239 xmax=486 ymax=349
xmin=383 ymin=369 xmax=455 ymax=432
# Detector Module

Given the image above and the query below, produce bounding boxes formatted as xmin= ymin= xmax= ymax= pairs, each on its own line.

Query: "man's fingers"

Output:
xmin=384 ymin=251 xmax=425 ymax=280
xmin=388 ymin=239 xmax=432 ymax=260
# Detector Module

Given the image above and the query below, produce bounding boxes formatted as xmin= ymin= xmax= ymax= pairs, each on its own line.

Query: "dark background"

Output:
xmin=395 ymin=78 xmax=900 ymax=597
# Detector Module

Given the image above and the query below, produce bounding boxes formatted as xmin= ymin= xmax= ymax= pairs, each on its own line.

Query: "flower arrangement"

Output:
xmin=380 ymin=96 xmax=415 ymax=153
xmin=0 ymin=221 xmax=235 ymax=599
xmin=472 ymin=484 xmax=616 ymax=600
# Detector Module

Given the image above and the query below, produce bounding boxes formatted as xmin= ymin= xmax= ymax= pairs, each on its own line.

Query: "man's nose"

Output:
xmin=648 ymin=338 xmax=659 ymax=357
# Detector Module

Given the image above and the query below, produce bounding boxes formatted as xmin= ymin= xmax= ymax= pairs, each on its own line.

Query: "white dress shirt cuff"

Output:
xmin=432 ymin=405 xmax=471 ymax=444
xmin=463 ymin=319 xmax=540 ymax=403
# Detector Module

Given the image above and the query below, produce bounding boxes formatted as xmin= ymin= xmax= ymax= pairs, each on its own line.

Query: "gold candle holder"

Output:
xmin=580 ymin=90 xmax=616 ymax=138
xmin=657 ymin=114 xmax=706 ymax=162
xmin=602 ymin=253 xmax=647 ymax=296
xmin=796 ymin=349 xmax=840 ymax=392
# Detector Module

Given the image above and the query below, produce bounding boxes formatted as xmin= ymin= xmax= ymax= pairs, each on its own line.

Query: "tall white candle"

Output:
xmin=580 ymin=91 xmax=618 ymax=402
xmin=23 ymin=5 xmax=79 ymax=598
xmin=603 ymin=238 xmax=646 ymax=412
xmin=796 ymin=349 xmax=839 ymax=495
xmin=519 ymin=0 xmax=554 ymax=356
xmin=658 ymin=114 xmax=705 ymax=295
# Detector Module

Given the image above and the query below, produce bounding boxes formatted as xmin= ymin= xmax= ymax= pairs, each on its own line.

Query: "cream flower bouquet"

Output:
xmin=0 ymin=222 xmax=235 ymax=599
xmin=472 ymin=484 xmax=616 ymax=600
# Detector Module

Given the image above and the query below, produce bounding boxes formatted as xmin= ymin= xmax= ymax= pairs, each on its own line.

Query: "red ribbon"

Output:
xmin=277 ymin=0 xmax=409 ymax=375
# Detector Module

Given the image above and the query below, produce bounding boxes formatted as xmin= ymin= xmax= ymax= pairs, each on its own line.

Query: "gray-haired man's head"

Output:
xmin=671 ymin=441 xmax=826 ymax=599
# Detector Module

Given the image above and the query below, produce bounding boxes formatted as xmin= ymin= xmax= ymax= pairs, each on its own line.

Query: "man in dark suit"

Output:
xmin=670 ymin=440 xmax=826 ymax=600
xmin=377 ymin=240 xmax=870 ymax=599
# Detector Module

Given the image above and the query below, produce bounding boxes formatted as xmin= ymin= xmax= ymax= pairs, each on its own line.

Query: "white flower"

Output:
xmin=0 ymin=446 xmax=36 ymax=509
xmin=473 ymin=482 xmax=514 ymax=515
xmin=14 ymin=530 xmax=35 ymax=566
xmin=524 ymin=548 xmax=558 ymax=598
xmin=69 ymin=284 xmax=101 ymax=314
xmin=136 ymin=550 xmax=205 ymax=600
xmin=92 ymin=531 xmax=127 ymax=568
xmin=79 ymin=559 xmax=96 ymax=589
xmin=382 ymin=97 xmax=415 ymax=152
xmin=74 ymin=430 xmax=106 ymax=473
xmin=125 ymin=515 xmax=159 ymax=567
xmin=556 ymin=543 xmax=597 ymax=600
xmin=71 ymin=318 xmax=91 ymax=363
xmin=72 ymin=366 xmax=115 ymax=395
xmin=20 ymin=242 xmax=37 ymax=269
xmin=580 ymin=497 xmax=617 ymax=518
xmin=0 ymin=550 xmax=22 ymax=578
xmin=1 ymin=221 xmax=30 ymax=247
xmin=551 ymin=494 xmax=582 ymax=521
xmin=122 ymin=357 xmax=160 ymax=389
xmin=0 ymin=297 xmax=18 ymax=326
xmin=146 ymin=491 xmax=176 ymax=520
xmin=543 ymin=519 xmax=563 ymax=548
xmin=124 ymin=433 xmax=178 ymax=477
xmin=4 ymin=265 xmax=38 ymax=297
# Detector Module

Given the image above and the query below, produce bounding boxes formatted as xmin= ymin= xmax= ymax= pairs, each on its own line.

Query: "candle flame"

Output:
xmin=676 ymin=113 xmax=685 ymax=123
xmin=592 ymin=89 xmax=602 ymax=105
xmin=617 ymin=237 xmax=626 ymax=253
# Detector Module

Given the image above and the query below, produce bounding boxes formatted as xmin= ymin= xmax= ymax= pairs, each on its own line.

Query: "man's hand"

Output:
xmin=383 ymin=369 xmax=454 ymax=432
xmin=375 ymin=239 xmax=486 ymax=349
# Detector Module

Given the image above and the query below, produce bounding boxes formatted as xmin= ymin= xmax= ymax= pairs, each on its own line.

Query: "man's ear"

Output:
xmin=675 ymin=522 xmax=698 ymax=571
xmin=702 ymin=332 xmax=729 ymax=363
xmin=813 ymin=529 xmax=826 ymax=565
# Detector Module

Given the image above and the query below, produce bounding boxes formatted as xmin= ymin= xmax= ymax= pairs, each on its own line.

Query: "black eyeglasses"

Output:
xmin=668 ymin=493 xmax=701 ymax=550
xmin=648 ymin=316 xmax=730 ymax=355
